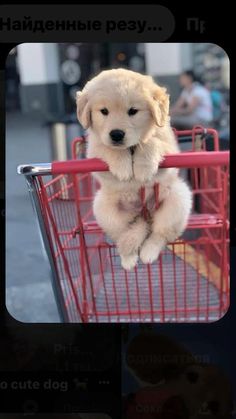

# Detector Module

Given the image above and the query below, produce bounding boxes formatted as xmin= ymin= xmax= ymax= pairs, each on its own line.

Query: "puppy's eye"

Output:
xmin=100 ymin=108 xmax=109 ymax=115
xmin=128 ymin=108 xmax=138 ymax=116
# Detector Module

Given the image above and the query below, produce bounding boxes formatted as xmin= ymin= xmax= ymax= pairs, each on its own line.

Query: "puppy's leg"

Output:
xmin=140 ymin=179 xmax=192 ymax=264
xmin=94 ymin=191 xmax=149 ymax=270
xmin=133 ymin=140 xmax=163 ymax=183
xmin=87 ymin=142 xmax=133 ymax=181
xmin=117 ymin=217 xmax=149 ymax=269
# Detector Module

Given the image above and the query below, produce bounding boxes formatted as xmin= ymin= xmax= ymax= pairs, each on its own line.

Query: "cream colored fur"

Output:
xmin=76 ymin=69 xmax=192 ymax=270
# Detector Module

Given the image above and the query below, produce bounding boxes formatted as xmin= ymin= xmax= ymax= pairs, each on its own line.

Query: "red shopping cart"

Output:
xmin=18 ymin=128 xmax=229 ymax=323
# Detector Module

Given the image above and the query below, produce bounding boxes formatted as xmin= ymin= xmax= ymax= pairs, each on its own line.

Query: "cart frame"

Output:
xmin=17 ymin=128 xmax=230 ymax=323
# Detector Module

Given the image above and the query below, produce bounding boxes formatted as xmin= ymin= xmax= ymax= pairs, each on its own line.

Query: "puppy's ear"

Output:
xmin=76 ymin=90 xmax=91 ymax=129
xmin=149 ymin=85 xmax=170 ymax=127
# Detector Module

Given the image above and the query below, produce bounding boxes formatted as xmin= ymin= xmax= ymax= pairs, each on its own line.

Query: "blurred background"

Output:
xmin=6 ymin=43 xmax=230 ymax=322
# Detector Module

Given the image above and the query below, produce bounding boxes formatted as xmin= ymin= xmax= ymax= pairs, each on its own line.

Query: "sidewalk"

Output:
xmin=6 ymin=112 xmax=60 ymax=322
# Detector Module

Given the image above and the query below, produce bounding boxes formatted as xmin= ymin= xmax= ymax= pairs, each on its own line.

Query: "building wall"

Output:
xmin=17 ymin=43 xmax=60 ymax=85
xmin=145 ymin=43 xmax=182 ymax=76
xmin=144 ymin=43 xmax=193 ymax=102
xmin=17 ymin=43 xmax=64 ymax=117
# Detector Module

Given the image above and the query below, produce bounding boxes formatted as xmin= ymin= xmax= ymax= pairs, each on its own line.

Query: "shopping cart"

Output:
xmin=17 ymin=128 xmax=229 ymax=323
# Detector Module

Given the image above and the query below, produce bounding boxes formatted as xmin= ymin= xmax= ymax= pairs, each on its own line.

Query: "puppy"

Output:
xmin=76 ymin=69 xmax=192 ymax=270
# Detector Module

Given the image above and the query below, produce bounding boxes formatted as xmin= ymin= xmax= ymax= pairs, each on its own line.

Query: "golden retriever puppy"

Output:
xmin=76 ymin=69 xmax=192 ymax=270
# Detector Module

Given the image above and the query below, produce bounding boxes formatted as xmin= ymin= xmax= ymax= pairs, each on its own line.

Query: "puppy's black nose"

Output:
xmin=109 ymin=129 xmax=125 ymax=144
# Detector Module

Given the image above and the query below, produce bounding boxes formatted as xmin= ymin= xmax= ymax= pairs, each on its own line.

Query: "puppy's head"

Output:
xmin=76 ymin=68 xmax=169 ymax=149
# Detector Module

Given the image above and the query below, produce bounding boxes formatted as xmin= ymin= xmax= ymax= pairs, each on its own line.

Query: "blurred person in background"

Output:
xmin=205 ymin=82 xmax=228 ymax=129
xmin=170 ymin=70 xmax=213 ymax=129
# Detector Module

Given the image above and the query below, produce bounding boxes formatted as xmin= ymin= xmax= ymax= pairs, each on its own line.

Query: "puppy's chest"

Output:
xmin=117 ymin=184 xmax=169 ymax=214
xmin=118 ymin=191 xmax=154 ymax=213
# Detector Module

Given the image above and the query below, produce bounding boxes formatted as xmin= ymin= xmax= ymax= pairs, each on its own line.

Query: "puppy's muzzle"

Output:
xmin=109 ymin=129 xmax=125 ymax=145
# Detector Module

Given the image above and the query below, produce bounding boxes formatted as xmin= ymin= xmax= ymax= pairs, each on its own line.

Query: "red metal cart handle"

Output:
xmin=51 ymin=151 xmax=229 ymax=175
xmin=17 ymin=151 xmax=229 ymax=176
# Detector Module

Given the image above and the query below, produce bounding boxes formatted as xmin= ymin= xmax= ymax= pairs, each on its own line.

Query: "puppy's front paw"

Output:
xmin=139 ymin=236 xmax=164 ymax=264
xmin=109 ymin=155 xmax=133 ymax=181
xmin=121 ymin=253 xmax=138 ymax=270
xmin=117 ymin=220 xmax=149 ymax=255
xmin=133 ymin=161 xmax=158 ymax=183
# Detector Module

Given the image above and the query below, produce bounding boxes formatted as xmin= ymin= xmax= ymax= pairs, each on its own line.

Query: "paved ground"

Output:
xmin=6 ymin=112 xmax=82 ymax=322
